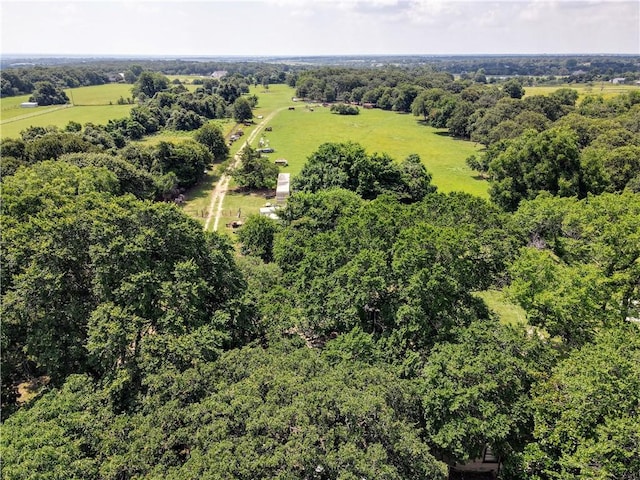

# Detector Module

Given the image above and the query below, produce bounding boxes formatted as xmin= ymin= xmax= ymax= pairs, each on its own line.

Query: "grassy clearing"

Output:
xmin=64 ymin=84 xmax=134 ymax=105
xmin=475 ymin=289 xmax=527 ymax=326
xmin=257 ymin=103 xmax=485 ymax=195
xmin=525 ymin=83 xmax=640 ymax=100
xmin=1 ymin=101 xmax=70 ymax=121
xmin=0 ymin=84 xmax=133 ymax=132
xmin=1 ymin=94 xmax=33 ymax=111
xmin=1 ymin=104 xmax=133 ymax=139
xmin=180 ymin=169 xmax=223 ymax=222
xmin=216 ymin=187 xmax=274 ymax=234
xmin=202 ymin=84 xmax=486 ymax=233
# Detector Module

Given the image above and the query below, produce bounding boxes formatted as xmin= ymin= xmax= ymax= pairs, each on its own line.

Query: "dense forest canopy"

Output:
xmin=1 ymin=56 xmax=639 ymax=479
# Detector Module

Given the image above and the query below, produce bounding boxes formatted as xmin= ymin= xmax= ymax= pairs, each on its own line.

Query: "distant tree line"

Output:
xmin=1 ymin=60 xmax=300 ymax=98
xmin=1 ymin=65 xmax=111 ymax=97
xmin=4 ymin=55 xmax=638 ymax=99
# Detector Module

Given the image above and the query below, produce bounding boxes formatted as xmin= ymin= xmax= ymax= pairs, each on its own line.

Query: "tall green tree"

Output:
xmin=29 ymin=81 xmax=69 ymax=105
xmin=293 ymin=142 xmax=434 ymax=202
xmin=488 ymin=127 xmax=582 ymax=211
xmin=420 ymin=321 xmax=554 ymax=469
xmin=508 ymin=192 xmax=640 ymax=346
xmin=194 ymin=122 xmax=229 ymax=162
xmin=132 ymin=71 xmax=169 ymax=99
xmin=232 ymin=96 xmax=253 ymax=123
xmin=231 ymin=145 xmax=279 ymax=190
xmin=1 ymin=163 xmax=246 ymax=407
xmin=237 ymin=214 xmax=281 ymax=263
xmin=524 ymin=325 xmax=640 ymax=479
xmin=154 ymin=140 xmax=212 ymax=188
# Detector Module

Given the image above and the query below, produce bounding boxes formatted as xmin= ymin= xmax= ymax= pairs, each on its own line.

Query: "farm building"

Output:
xmin=611 ymin=78 xmax=626 ymax=84
xmin=108 ymin=73 xmax=125 ymax=82
xmin=276 ymin=173 xmax=290 ymax=204
xmin=20 ymin=102 xmax=38 ymax=108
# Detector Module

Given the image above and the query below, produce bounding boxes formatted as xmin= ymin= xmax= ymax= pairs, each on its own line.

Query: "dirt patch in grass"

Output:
xmin=16 ymin=375 xmax=50 ymax=405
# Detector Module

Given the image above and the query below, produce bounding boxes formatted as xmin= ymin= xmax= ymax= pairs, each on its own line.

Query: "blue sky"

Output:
xmin=1 ymin=1 xmax=639 ymax=56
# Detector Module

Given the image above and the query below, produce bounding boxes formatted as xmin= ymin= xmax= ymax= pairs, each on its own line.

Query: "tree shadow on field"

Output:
xmin=231 ymin=187 xmax=275 ymax=199
xmin=184 ymin=172 xmax=221 ymax=202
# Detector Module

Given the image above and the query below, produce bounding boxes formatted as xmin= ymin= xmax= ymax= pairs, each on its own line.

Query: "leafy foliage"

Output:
xmin=231 ymin=145 xmax=279 ymax=190
xmin=29 ymin=81 xmax=69 ymax=105
xmin=420 ymin=321 xmax=554 ymax=466
xmin=194 ymin=122 xmax=229 ymax=162
xmin=292 ymin=142 xmax=435 ymax=202
xmin=1 ymin=163 xmax=245 ymax=407
xmin=524 ymin=326 xmax=640 ymax=479
xmin=237 ymin=214 xmax=281 ymax=262
xmin=508 ymin=192 xmax=640 ymax=346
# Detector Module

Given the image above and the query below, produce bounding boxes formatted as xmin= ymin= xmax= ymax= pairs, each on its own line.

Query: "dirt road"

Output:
xmin=203 ymin=108 xmax=284 ymax=232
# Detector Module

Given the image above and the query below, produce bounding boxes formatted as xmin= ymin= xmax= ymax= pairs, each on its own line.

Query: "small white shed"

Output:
xmin=276 ymin=173 xmax=290 ymax=204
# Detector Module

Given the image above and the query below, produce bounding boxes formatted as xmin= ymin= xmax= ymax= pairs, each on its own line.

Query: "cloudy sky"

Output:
xmin=1 ymin=0 xmax=638 ymax=56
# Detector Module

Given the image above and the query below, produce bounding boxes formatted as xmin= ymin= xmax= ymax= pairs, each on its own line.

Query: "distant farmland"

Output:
xmin=1 ymin=84 xmax=134 ymax=139
xmin=524 ymin=82 xmax=640 ymax=100
xmin=63 ymin=84 xmax=134 ymax=105
xmin=247 ymin=85 xmax=485 ymax=197
xmin=205 ymin=85 xmax=486 ymax=232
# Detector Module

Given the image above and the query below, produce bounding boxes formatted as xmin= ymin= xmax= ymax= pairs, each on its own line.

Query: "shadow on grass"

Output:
xmin=434 ymin=130 xmax=466 ymax=138
xmin=229 ymin=187 xmax=276 ymax=199
xmin=184 ymin=172 xmax=221 ymax=202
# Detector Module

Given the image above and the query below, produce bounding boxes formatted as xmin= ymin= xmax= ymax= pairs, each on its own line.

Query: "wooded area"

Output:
xmin=1 ymin=57 xmax=639 ymax=479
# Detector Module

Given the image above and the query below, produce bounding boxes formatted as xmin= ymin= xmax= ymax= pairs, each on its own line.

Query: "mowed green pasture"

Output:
xmin=63 ymin=83 xmax=134 ymax=105
xmin=256 ymin=103 xmax=485 ymax=196
xmin=212 ymin=84 xmax=485 ymax=235
xmin=525 ymin=83 xmax=640 ymax=100
xmin=1 ymin=84 xmax=138 ymax=139
xmin=1 ymin=94 xmax=66 ymax=120
xmin=252 ymin=85 xmax=296 ymax=112
xmin=166 ymin=75 xmax=207 ymax=90
xmin=1 ymin=104 xmax=133 ymax=139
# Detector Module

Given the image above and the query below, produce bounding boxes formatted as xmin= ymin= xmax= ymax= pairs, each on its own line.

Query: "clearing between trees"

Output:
xmin=204 ymin=107 xmax=287 ymax=231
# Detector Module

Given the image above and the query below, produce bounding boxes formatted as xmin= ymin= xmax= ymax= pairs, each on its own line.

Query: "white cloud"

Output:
xmin=1 ymin=0 xmax=638 ymax=55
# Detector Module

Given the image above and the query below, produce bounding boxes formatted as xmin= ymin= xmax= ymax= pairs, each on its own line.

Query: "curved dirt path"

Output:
xmin=204 ymin=108 xmax=285 ymax=231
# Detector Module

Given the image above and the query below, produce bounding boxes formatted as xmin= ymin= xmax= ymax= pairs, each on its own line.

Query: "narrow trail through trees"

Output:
xmin=204 ymin=107 xmax=285 ymax=231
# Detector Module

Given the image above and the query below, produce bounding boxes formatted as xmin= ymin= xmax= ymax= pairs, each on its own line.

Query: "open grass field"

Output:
xmin=63 ymin=84 xmax=134 ymax=105
xmin=248 ymin=85 xmax=485 ymax=196
xmin=205 ymin=84 xmax=486 ymax=234
xmin=1 ymin=83 xmax=138 ymax=139
xmin=1 ymin=104 xmax=133 ymax=139
xmin=525 ymin=82 xmax=640 ymax=100
xmin=262 ymin=106 xmax=484 ymax=195
xmin=1 ymin=94 xmax=68 ymax=121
